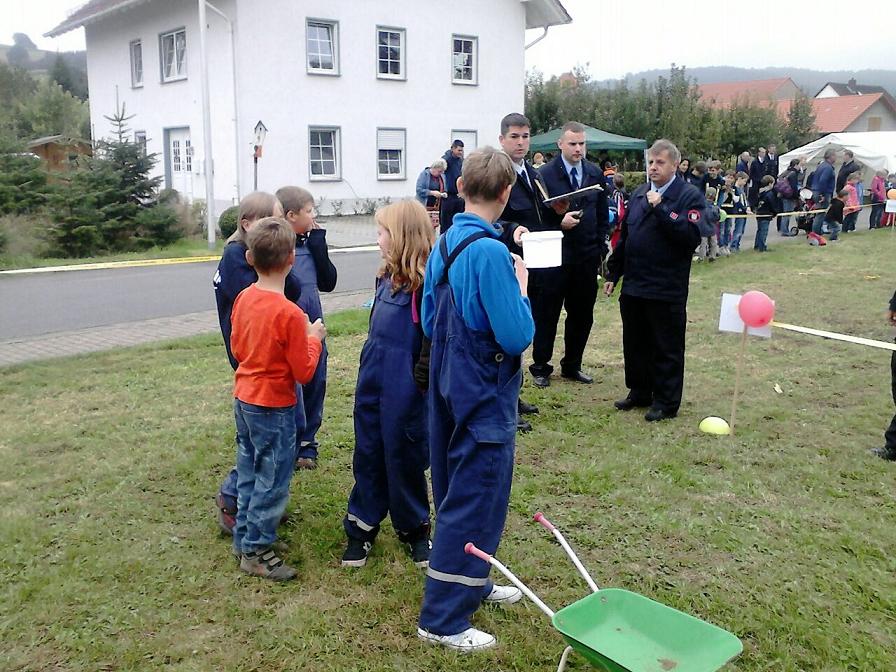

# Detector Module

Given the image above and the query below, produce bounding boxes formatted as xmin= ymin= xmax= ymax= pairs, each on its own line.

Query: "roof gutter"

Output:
xmin=45 ymin=0 xmax=148 ymax=37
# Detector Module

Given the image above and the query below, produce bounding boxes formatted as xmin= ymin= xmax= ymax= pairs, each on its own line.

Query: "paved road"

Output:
xmin=0 ymin=250 xmax=381 ymax=340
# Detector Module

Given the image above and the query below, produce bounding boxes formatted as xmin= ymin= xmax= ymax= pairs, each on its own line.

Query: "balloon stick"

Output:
xmin=730 ymin=325 xmax=749 ymax=436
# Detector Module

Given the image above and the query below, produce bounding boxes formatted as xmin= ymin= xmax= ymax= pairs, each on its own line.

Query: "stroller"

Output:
xmin=792 ymin=188 xmax=817 ymax=237
xmin=466 ymin=513 xmax=742 ymax=672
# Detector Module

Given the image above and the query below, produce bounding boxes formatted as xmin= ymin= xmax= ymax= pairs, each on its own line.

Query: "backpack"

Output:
xmin=775 ymin=172 xmax=794 ymax=198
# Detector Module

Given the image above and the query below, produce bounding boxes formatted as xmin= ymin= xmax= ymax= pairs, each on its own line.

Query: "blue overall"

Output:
xmin=292 ymin=242 xmax=327 ymax=460
xmin=418 ymin=232 xmax=521 ymax=636
xmin=343 ymin=276 xmax=431 ymax=543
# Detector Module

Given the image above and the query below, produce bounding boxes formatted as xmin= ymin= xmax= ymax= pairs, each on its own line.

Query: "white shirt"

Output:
xmin=650 ymin=174 xmax=676 ymax=196
xmin=561 ymin=155 xmax=582 ymax=185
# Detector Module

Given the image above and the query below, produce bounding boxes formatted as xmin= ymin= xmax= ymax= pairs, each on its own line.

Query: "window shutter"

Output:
xmin=377 ymin=129 xmax=404 ymax=151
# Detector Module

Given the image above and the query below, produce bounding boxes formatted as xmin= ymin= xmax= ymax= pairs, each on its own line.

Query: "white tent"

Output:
xmin=779 ymin=132 xmax=896 ymax=184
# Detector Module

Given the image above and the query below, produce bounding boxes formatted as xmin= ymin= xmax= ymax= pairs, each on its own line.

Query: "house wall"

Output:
xmin=846 ymin=100 xmax=896 ymax=132
xmin=816 ymin=84 xmax=839 ymax=99
xmin=83 ymin=0 xmax=527 ymax=218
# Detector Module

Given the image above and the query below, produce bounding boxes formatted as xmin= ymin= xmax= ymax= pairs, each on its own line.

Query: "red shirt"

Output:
xmin=231 ymin=284 xmax=322 ymax=407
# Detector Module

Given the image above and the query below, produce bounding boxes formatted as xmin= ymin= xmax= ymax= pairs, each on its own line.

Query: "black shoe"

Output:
xmin=407 ymin=538 xmax=432 ymax=568
xmin=518 ymin=398 xmax=539 ymax=415
xmin=341 ymin=538 xmax=373 ymax=567
xmin=645 ymin=407 xmax=677 ymax=422
xmin=516 ymin=417 xmax=532 ymax=433
xmin=561 ymin=370 xmax=593 ymax=384
xmin=531 ymin=375 xmax=550 ymax=388
xmin=613 ymin=397 xmax=650 ymax=411
xmin=871 ymin=447 xmax=896 ymax=461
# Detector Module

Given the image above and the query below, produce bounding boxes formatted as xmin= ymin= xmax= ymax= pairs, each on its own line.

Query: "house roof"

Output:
xmin=47 ymin=0 xmax=571 ymax=36
xmin=775 ymin=94 xmax=896 ymax=133
xmin=815 ymin=81 xmax=889 ymax=97
xmin=697 ymin=77 xmax=796 ymax=109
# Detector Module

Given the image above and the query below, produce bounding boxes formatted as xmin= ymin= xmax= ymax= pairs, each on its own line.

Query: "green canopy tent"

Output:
xmin=528 ymin=125 xmax=646 ymax=154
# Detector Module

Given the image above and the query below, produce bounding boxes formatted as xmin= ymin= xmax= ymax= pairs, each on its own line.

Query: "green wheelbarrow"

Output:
xmin=465 ymin=512 xmax=743 ymax=672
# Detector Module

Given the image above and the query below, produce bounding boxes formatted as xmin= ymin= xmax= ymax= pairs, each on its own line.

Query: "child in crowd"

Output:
xmin=728 ymin=171 xmax=750 ymax=252
xmin=754 ymin=175 xmax=779 ymax=252
xmin=213 ymin=192 xmax=302 ymax=534
xmin=687 ymin=160 xmax=706 ymax=190
xmin=230 ymin=217 xmax=326 ymax=580
xmin=417 ymin=147 xmax=534 ymax=652
xmin=341 ymin=200 xmax=435 ymax=569
xmin=870 ymin=169 xmax=887 ymax=229
xmin=812 ymin=188 xmax=847 ymax=242
xmin=609 ymin=173 xmax=628 ymax=251
xmin=697 ymin=186 xmax=720 ymax=261
xmin=842 ymin=172 xmax=861 ymax=233
xmin=704 ymin=160 xmax=724 ymax=202
xmin=276 ymin=186 xmax=338 ymax=471
xmin=717 ymin=170 xmax=737 ymax=254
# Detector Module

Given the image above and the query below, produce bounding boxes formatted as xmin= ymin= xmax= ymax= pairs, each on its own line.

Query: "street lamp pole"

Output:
xmin=253 ymin=120 xmax=267 ymax=192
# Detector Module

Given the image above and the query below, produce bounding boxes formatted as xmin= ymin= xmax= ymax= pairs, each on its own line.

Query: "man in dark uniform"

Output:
xmin=604 ymin=139 xmax=704 ymax=422
xmin=872 ymin=289 xmax=896 ymax=461
xmin=495 ymin=112 xmax=555 ymax=430
xmin=533 ymin=121 xmax=610 ymax=387
xmin=439 ymin=140 xmax=465 ymax=233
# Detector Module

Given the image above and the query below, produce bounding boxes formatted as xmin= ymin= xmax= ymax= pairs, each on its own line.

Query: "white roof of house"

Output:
xmin=47 ymin=0 xmax=571 ymax=36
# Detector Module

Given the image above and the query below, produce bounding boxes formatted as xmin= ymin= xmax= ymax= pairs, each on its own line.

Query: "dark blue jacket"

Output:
xmin=498 ymin=161 xmax=554 ymax=255
xmin=539 ymin=156 xmax=610 ymax=264
xmin=749 ymin=157 xmax=768 ymax=188
xmin=813 ymin=161 xmax=835 ymax=197
xmin=442 ymin=150 xmax=463 ymax=196
xmin=213 ymin=241 xmax=302 ymax=370
xmin=606 ymin=176 xmax=703 ymax=304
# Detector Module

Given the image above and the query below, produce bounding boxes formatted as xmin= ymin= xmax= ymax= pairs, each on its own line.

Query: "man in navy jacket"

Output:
xmin=604 ymin=139 xmax=703 ymax=421
xmin=532 ymin=121 xmax=610 ymax=387
xmin=812 ymin=149 xmax=837 ymax=228
xmin=439 ymin=140 xmax=465 ymax=233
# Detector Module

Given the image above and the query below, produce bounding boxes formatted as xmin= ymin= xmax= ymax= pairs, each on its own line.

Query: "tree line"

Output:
xmin=525 ymin=65 xmax=817 ymax=166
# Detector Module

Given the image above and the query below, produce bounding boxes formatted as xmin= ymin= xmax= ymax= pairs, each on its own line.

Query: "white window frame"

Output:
xmin=129 ymin=39 xmax=143 ymax=87
xmin=377 ymin=128 xmax=406 ymax=180
xmin=451 ymin=35 xmax=478 ymax=85
xmin=376 ymin=27 xmax=406 ymax=81
xmin=306 ymin=19 xmax=339 ymax=76
xmin=159 ymin=28 xmax=187 ymax=83
xmin=134 ymin=130 xmax=147 ymax=154
xmin=450 ymin=129 xmax=478 ymax=151
xmin=308 ymin=126 xmax=341 ymax=181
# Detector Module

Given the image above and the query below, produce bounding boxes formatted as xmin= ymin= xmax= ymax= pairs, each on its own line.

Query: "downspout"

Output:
xmin=205 ymin=1 xmax=241 ymax=203
xmin=198 ymin=0 xmax=215 ymax=249
xmin=525 ymin=26 xmax=549 ymax=50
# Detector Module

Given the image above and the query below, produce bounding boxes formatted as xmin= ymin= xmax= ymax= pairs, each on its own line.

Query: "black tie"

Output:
xmin=570 ymin=166 xmax=579 ymax=190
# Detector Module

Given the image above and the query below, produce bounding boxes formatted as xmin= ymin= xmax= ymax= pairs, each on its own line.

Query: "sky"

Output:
xmin=3 ymin=0 xmax=894 ymax=79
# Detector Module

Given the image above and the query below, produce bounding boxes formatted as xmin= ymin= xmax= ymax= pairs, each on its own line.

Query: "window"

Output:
xmin=450 ymin=129 xmax=477 ymax=151
xmin=130 ymin=40 xmax=143 ymax=87
xmin=134 ymin=130 xmax=147 ymax=154
xmin=307 ymin=20 xmax=339 ymax=75
xmin=452 ymin=35 xmax=477 ymax=85
xmin=172 ymin=139 xmax=182 ymax=172
xmin=160 ymin=28 xmax=187 ymax=82
xmin=377 ymin=128 xmax=406 ymax=180
xmin=309 ymin=127 xmax=340 ymax=180
xmin=376 ymin=27 xmax=405 ymax=80
xmin=868 ymin=116 xmax=882 ymax=132
xmin=184 ymin=139 xmax=193 ymax=172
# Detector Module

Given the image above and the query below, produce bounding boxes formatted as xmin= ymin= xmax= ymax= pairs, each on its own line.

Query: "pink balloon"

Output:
xmin=738 ymin=290 xmax=775 ymax=328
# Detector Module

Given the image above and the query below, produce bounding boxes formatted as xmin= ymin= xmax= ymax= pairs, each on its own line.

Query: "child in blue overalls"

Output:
xmin=276 ymin=186 xmax=337 ymax=471
xmin=417 ymin=147 xmax=535 ymax=652
xmin=341 ymin=200 xmax=435 ymax=568
xmin=213 ymin=192 xmax=303 ymax=535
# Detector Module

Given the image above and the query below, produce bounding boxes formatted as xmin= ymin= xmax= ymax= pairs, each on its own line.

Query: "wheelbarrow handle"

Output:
xmin=533 ymin=512 xmax=600 ymax=593
xmin=464 ymin=543 xmax=556 ymax=618
xmin=534 ymin=511 xmax=556 ymax=531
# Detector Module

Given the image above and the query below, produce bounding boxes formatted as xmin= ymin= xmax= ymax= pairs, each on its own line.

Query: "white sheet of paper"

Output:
xmin=886 ymin=200 xmax=896 ymax=213
xmin=719 ymin=293 xmax=772 ymax=338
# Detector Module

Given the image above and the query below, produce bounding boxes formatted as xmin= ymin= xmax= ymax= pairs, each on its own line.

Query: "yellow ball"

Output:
xmin=699 ymin=416 xmax=731 ymax=435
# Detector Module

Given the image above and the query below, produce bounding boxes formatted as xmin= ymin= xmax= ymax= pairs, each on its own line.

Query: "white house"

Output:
xmin=47 ymin=0 xmax=571 ymax=219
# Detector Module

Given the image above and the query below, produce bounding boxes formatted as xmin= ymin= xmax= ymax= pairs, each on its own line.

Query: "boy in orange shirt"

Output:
xmin=230 ymin=217 xmax=326 ymax=581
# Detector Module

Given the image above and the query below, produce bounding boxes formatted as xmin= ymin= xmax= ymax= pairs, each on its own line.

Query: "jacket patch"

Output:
xmin=687 ymin=209 xmax=701 ymax=223
xmin=669 ymin=211 xmax=679 ymax=220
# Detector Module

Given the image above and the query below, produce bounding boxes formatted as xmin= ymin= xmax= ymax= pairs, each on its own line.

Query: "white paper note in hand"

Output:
xmin=719 ymin=293 xmax=772 ymax=338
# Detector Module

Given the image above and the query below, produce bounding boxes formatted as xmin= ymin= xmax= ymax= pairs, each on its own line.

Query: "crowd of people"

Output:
xmin=208 ymin=117 xmax=896 ymax=655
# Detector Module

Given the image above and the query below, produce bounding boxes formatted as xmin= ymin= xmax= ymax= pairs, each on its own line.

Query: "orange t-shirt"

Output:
xmin=231 ymin=284 xmax=322 ymax=407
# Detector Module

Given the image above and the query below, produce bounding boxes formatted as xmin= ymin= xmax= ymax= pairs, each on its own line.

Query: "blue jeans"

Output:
xmin=719 ymin=218 xmax=732 ymax=247
xmin=812 ymin=218 xmax=841 ymax=240
xmin=730 ymin=216 xmax=746 ymax=250
xmin=754 ymin=218 xmax=771 ymax=251
xmin=233 ymin=399 xmax=297 ymax=554
xmin=779 ymin=198 xmax=795 ymax=234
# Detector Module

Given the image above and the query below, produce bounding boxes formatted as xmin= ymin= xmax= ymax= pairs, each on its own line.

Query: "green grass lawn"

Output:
xmin=3 ymin=233 xmax=896 ymax=671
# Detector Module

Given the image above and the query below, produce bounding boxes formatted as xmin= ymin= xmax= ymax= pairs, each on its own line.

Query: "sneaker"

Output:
xmin=417 ymin=626 xmax=496 ymax=652
xmin=341 ymin=538 xmax=372 ymax=567
xmin=871 ymin=447 xmax=896 ymax=461
xmin=295 ymin=457 xmax=318 ymax=470
xmin=483 ymin=584 xmax=522 ymax=605
xmin=240 ymin=547 xmax=297 ymax=581
xmin=407 ymin=538 xmax=432 ymax=568
xmin=215 ymin=493 xmax=236 ymax=535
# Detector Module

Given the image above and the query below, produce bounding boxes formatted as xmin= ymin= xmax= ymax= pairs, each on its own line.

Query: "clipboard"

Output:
xmin=541 ymin=183 xmax=603 ymax=205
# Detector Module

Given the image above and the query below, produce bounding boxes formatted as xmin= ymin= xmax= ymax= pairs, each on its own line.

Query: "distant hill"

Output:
xmin=596 ymin=66 xmax=896 ymax=98
xmin=0 ymin=33 xmax=86 ymax=78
